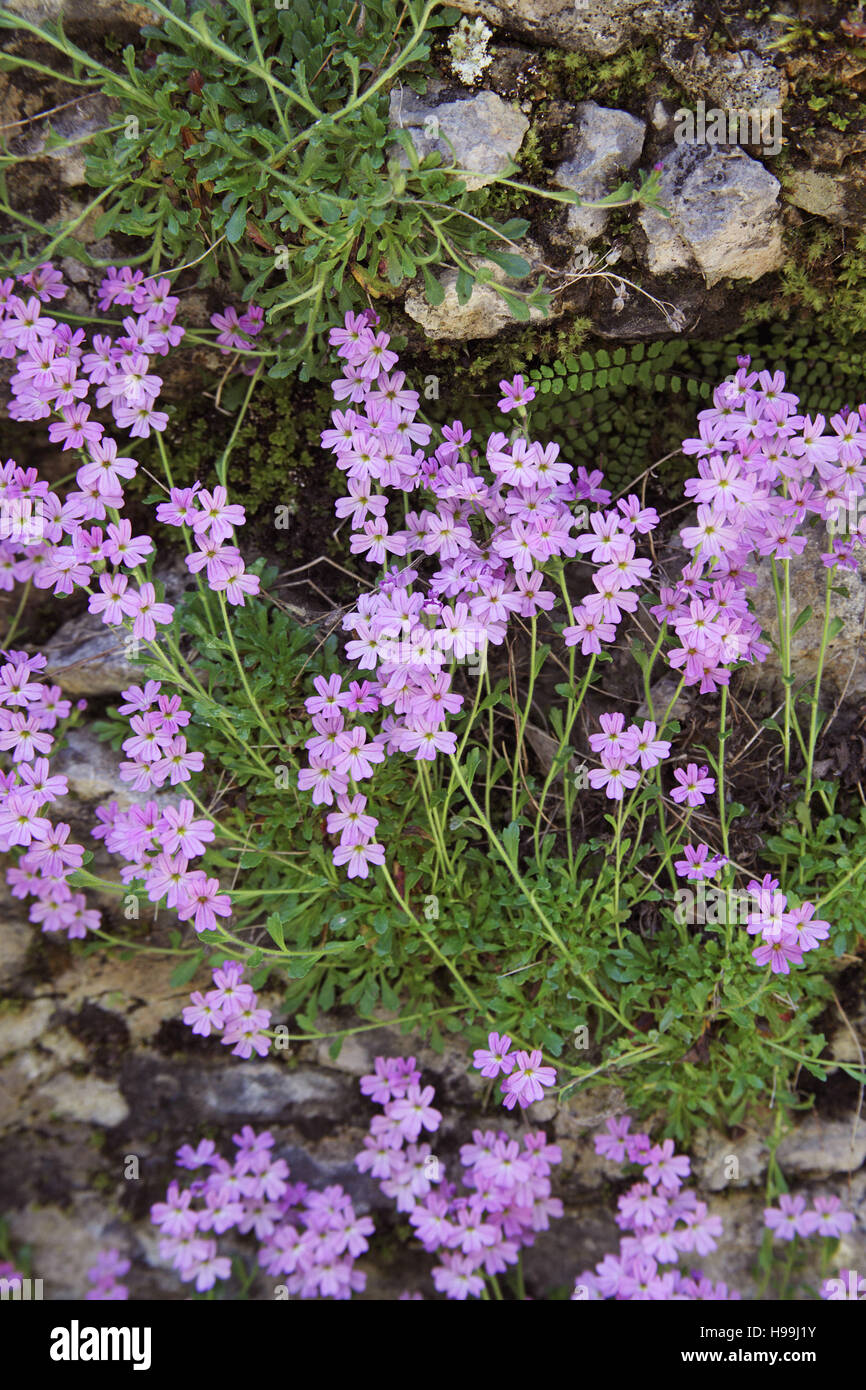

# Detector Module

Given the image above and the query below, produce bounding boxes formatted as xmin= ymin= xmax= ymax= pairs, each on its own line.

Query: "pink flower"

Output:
xmin=588 ymin=753 xmax=641 ymax=801
xmin=497 ymin=375 xmax=536 ymax=413
xmin=764 ymin=1194 xmax=820 ymax=1240
xmin=670 ymin=763 xmax=715 ymax=806
xmin=500 ymin=1050 xmax=556 ymax=1109
xmin=176 ymin=873 xmax=231 ymax=933
xmin=472 ymin=1032 xmax=515 ymax=1079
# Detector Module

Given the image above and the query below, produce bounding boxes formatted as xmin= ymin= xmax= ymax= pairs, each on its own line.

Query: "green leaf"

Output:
xmin=455 ymin=267 xmax=474 ymax=306
xmin=501 ymin=820 xmax=520 ymax=864
xmin=496 ymin=288 xmax=530 ymax=322
xmin=791 ymin=605 xmax=813 ymax=636
xmin=421 ymin=264 xmax=445 ymax=306
xmin=485 ymin=250 xmax=531 ymax=278
xmin=265 ymin=914 xmax=285 ymax=949
xmin=170 ymin=953 xmax=203 ymax=988
xmin=225 ymin=202 xmax=248 ymax=244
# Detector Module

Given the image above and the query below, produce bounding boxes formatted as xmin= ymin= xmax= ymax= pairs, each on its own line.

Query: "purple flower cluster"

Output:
xmin=744 ymin=872 xmax=830 ymax=975
xmin=0 ymin=261 xmax=258 ymax=614
xmin=0 ymin=648 xmax=98 ymax=939
xmin=182 ymin=959 xmax=272 ymax=1057
xmin=306 ymin=310 xmax=615 ymax=876
xmin=355 ymin=1054 xmax=563 ymax=1299
xmin=583 ymin=710 xmax=722 ymax=809
xmin=763 ymin=1192 xmax=854 ymax=1242
xmin=210 ymin=302 xmax=264 ymax=369
xmin=563 ymin=491 xmax=657 ymax=657
xmin=155 ymin=483 xmax=259 ymax=604
xmin=0 ymin=262 xmax=259 ymax=950
xmin=152 ymin=1128 xmax=372 ymax=1298
xmin=471 ymin=1031 xmax=557 ymax=1109
xmin=664 ymin=359 xmax=866 ymax=694
xmin=573 ymin=1116 xmax=738 ymax=1300
xmin=89 ymin=680 xmax=233 ymax=940
xmin=85 ymin=1249 xmax=130 ymax=1300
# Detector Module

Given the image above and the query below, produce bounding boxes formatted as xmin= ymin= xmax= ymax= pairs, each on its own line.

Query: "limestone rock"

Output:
xmin=36 ymin=1072 xmax=130 ymax=1127
xmin=197 ymin=1064 xmax=347 ymax=1119
xmin=693 ymin=1129 xmax=769 ymax=1191
xmin=41 ymin=616 xmax=147 ymax=698
xmin=553 ymin=102 xmax=646 ymax=244
xmin=388 ymin=86 xmax=529 ymax=191
xmin=638 ymin=142 xmax=784 ymax=287
xmin=41 ymin=567 xmax=191 ymax=695
xmin=0 ymin=999 xmax=55 ymax=1057
xmin=3 ymin=0 xmax=156 ymax=32
xmin=0 ymin=907 xmax=32 ymax=992
xmin=403 ymin=240 xmax=557 ymax=340
xmin=784 ymin=165 xmax=866 ymax=229
xmin=446 ymin=1 xmax=698 ymax=58
xmin=659 ymin=38 xmax=786 ymax=114
xmin=776 ymin=1115 xmax=866 ymax=1177
xmin=745 ymin=534 xmax=866 ymax=701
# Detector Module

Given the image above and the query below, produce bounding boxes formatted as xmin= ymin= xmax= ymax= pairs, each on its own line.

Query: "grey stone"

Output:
xmin=553 ymin=102 xmax=646 ymax=244
xmin=784 ymin=165 xmax=866 ymax=229
xmin=49 ymin=726 xmax=180 ymax=826
xmin=0 ymin=999 xmax=55 ymax=1057
xmin=51 ymin=726 xmax=137 ymax=809
xmin=776 ymin=1116 xmax=866 ymax=1177
xmin=638 ymin=142 xmax=784 ymax=287
xmin=446 ymin=1 xmax=698 ymax=59
xmin=198 ymin=1065 xmax=346 ymax=1119
xmin=41 ymin=617 xmax=147 ymax=697
xmin=41 ymin=567 xmax=191 ymax=695
xmin=693 ymin=1129 xmax=769 ymax=1191
xmin=0 ymin=904 xmax=32 ymax=992
xmin=37 ymin=1072 xmax=130 ymax=1127
xmin=403 ymin=240 xmax=557 ymax=340
xmin=3 ymin=0 xmax=157 ymax=31
xmin=388 ymin=86 xmax=529 ymax=191
xmin=745 ymin=535 xmax=866 ymax=701
xmin=659 ymin=39 xmax=786 ymax=114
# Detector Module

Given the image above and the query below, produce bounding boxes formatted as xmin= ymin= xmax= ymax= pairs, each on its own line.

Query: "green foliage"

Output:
xmin=89 ymin=575 xmax=865 ymax=1143
xmin=134 ymin=374 xmax=340 ymax=533
xmin=520 ymin=317 xmax=866 ymax=499
xmin=0 ymin=0 xmax=552 ymax=381
xmin=546 ymin=42 xmax=670 ymax=107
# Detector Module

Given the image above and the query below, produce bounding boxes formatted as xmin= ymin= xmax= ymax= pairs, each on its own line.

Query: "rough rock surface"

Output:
xmin=638 ymin=142 xmax=785 ymax=287
xmin=448 ymin=0 xmax=698 ymax=58
xmin=746 ymin=538 xmax=866 ymax=702
xmin=403 ymin=240 xmax=558 ymax=339
xmin=553 ymin=102 xmax=646 ymax=245
xmin=388 ymin=86 xmax=529 ymax=191
xmin=0 ymin=901 xmax=863 ymax=1299
xmin=783 ymin=160 xmax=866 ymax=230
xmin=659 ymin=37 xmax=786 ymax=113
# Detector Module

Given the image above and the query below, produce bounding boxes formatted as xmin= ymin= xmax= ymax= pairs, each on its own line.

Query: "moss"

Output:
xmin=131 ymin=375 xmax=346 ymax=571
xmin=547 ymin=43 xmax=662 ymax=109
